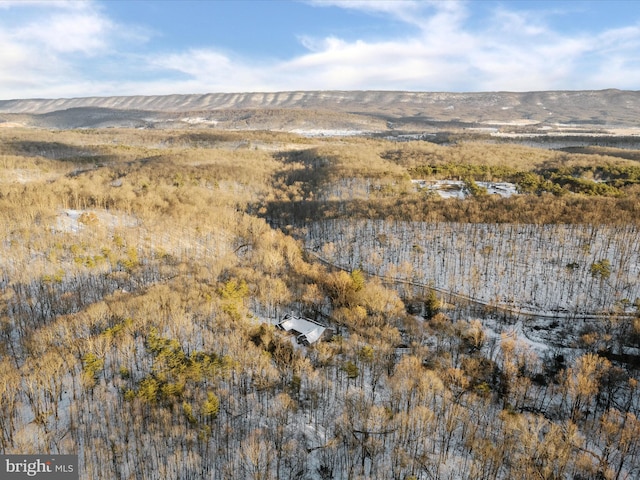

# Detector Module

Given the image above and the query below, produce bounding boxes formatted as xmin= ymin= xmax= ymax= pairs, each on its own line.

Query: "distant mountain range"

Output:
xmin=1 ymin=90 xmax=639 ymax=135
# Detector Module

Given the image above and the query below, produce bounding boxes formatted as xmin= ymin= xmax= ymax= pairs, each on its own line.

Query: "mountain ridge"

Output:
xmin=1 ymin=89 xmax=639 ymax=133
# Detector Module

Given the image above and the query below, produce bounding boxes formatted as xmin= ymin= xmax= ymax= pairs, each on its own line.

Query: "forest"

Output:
xmin=1 ymin=126 xmax=640 ymax=479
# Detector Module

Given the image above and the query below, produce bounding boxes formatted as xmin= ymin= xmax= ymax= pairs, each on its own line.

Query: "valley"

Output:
xmin=1 ymin=92 xmax=640 ymax=479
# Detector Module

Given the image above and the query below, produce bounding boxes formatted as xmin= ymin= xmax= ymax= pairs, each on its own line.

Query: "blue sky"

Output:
xmin=0 ymin=0 xmax=639 ymax=99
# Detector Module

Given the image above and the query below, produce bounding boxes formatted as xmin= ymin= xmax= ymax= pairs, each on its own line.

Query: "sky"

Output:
xmin=0 ymin=0 xmax=639 ymax=100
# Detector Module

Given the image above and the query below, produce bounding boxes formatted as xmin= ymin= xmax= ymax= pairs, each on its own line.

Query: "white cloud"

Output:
xmin=152 ymin=49 xmax=233 ymax=78
xmin=0 ymin=0 xmax=153 ymax=98
xmin=1 ymin=0 xmax=639 ymax=99
xmin=15 ymin=11 xmax=114 ymax=54
xmin=148 ymin=48 xmax=273 ymax=93
xmin=0 ymin=1 xmax=83 ymax=9
xmin=288 ymin=1 xmax=640 ymax=92
xmin=307 ymin=0 xmax=429 ymax=28
xmin=121 ymin=3 xmax=640 ymax=95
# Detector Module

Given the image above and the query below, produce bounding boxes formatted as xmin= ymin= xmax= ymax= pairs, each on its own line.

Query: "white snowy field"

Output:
xmin=304 ymin=220 xmax=640 ymax=317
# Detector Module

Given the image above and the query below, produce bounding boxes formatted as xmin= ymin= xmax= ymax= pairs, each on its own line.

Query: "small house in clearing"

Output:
xmin=276 ymin=313 xmax=332 ymax=346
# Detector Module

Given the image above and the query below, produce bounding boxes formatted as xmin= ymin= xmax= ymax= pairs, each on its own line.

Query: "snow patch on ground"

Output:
xmin=0 ymin=168 xmax=57 ymax=184
xmin=290 ymin=128 xmax=367 ymax=137
xmin=492 ymin=128 xmax=640 ymax=138
xmin=412 ymin=180 xmax=518 ymax=199
xmin=481 ymin=119 xmax=539 ymax=125
xmin=55 ymin=209 xmax=138 ymax=233
xmin=179 ymin=117 xmax=219 ymax=125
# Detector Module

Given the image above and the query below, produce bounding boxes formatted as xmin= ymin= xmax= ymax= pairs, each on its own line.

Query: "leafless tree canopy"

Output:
xmin=1 ymin=126 xmax=640 ymax=479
